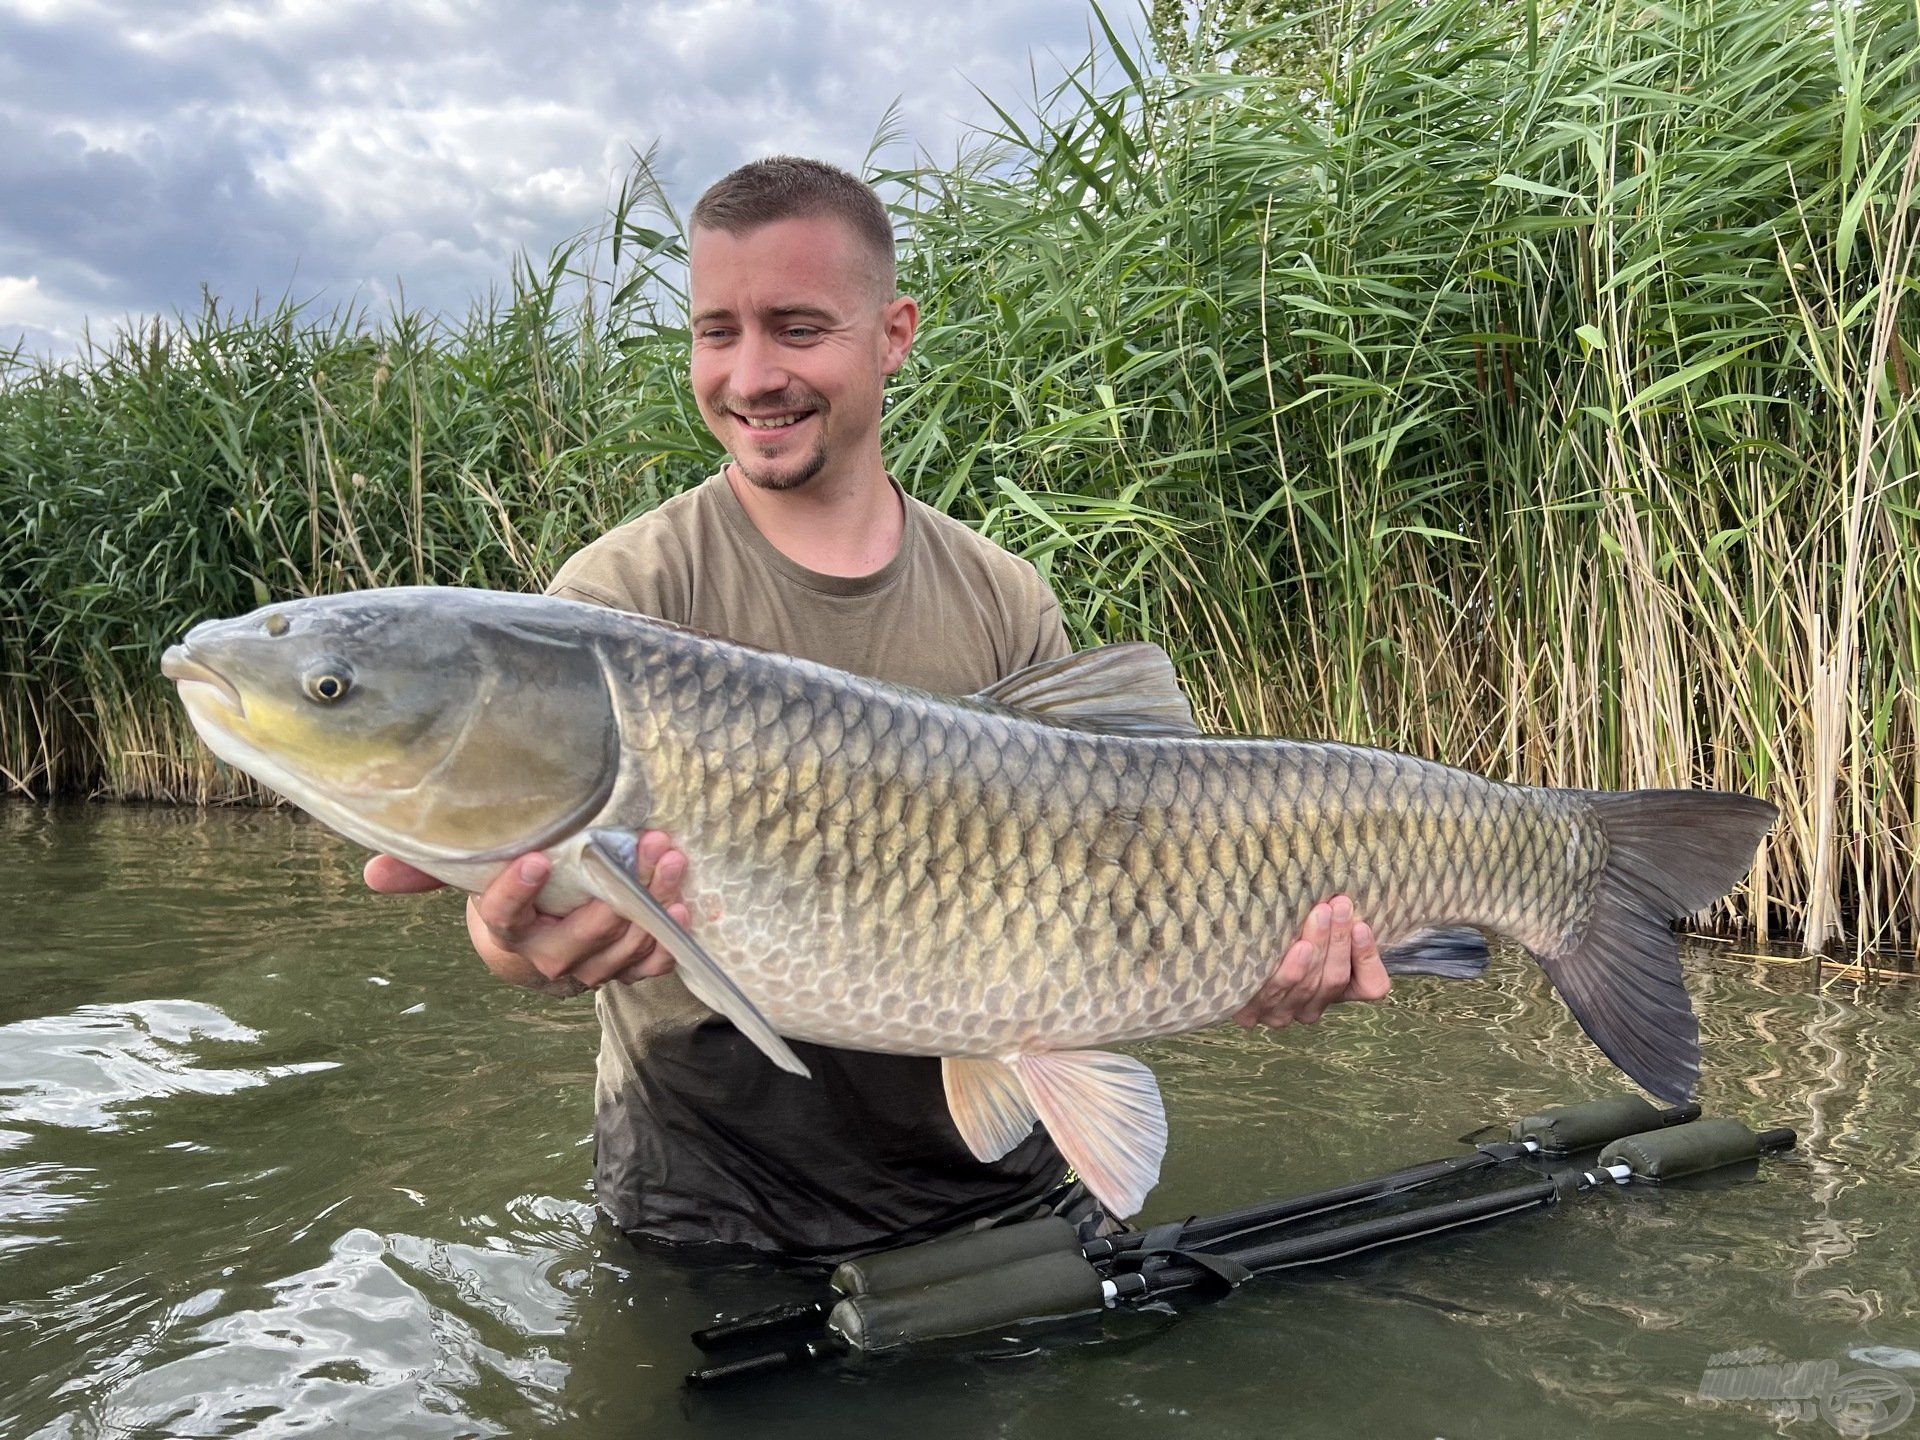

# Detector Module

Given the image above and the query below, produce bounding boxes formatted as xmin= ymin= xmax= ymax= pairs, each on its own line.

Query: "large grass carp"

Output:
xmin=162 ymin=587 xmax=1775 ymax=1218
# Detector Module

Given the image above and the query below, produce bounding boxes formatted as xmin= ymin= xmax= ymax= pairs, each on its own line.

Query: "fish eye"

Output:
xmin=303 ymin=667 xmax=352 ymax=704
xmin=264 ymin=614 xmax=290 ymax=637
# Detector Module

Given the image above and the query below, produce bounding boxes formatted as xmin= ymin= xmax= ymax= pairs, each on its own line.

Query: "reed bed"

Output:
xmin=2 ymin=0 xmax=1915 ymax=955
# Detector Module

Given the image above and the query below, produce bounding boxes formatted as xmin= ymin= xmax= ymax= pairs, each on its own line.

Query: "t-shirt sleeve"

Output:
xmin=1017 ymin=562 xmax=1074 ymax=669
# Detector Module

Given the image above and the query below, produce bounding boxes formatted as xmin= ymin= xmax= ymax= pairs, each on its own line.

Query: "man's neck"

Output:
xmin=723 ymin=458 xmax=905 ymax=578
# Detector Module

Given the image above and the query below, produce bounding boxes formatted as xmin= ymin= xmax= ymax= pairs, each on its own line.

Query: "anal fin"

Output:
xmin=1381 ymin=926 xmax=1490 ymax=979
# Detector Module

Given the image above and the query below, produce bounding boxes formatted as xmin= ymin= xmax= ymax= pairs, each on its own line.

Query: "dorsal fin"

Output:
xmin=971 ymin=643 xmax=1200 ymax=737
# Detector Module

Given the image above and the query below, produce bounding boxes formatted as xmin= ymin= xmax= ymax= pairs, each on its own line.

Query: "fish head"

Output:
xmin=161 ymin=588 xmax=619 ymax=863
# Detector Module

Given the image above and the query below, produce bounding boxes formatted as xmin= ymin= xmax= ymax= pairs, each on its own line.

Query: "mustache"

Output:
xmin=723 ymin=389 xmax=826 ymax=414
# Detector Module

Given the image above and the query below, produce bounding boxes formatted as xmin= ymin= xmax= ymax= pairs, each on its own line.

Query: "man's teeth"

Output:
xmin=738 ymin=413 xmax=807 ymax=429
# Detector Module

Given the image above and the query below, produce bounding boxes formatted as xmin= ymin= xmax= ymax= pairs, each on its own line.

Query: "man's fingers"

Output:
xmin=528 ymin=886 xmax=696 ymax=986
xmin=610 ymin=951 xmax=678 ymax=984
xmin=635 ymin=830 xmax=673 ymax=887
xmin=1240 ymin=900 xmax=1390 ymax=1031
xmin=519 ymin=907 xmax=621 ymax=981
xmin=474 ymin=853 xmax=550 ymax=945
xmin=651 ymin=849 xmax=687 ymax=903
xmin=1300 ymin=896 xmax=1355 ymax=1024
xmin=610 ymin=902 xmax=695 ymax=983
xmin=538 ymin=893 xmax=698 ymax=983
xmin=1348 ymin=921 xmax=1392 ymax=1001
xmin=580 ymin=904 xmax=693 ymax=987
xmin=599 ymin=930 xmax=680 ymax=985
xmin=1280 ymin=900 xmax=1332 ymax=994
xmin=1236 ymin=924 xmax=1322 ymax=1027
xmin=1239 ymin=901 xmax=1348 ymax=1029
xmin=636 ymin=831 xmax=689 ymax=912
xmin=364 ymin=853 xmax=446 ymax=894
xmin=572 ymin=927 xmax=662 ymax=988
xmin=551 ymin=898 xmax=632 ymax=953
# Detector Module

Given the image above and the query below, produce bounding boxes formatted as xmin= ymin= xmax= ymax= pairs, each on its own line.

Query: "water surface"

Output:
xmin=4 ymin=803 xmax=1918 ymax=1438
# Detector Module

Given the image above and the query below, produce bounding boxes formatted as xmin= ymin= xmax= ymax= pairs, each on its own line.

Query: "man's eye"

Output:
xmin=783 ymin=327 xmax=819 ymax=340
xmin=697 ymin=328 xmax=734 ymax=342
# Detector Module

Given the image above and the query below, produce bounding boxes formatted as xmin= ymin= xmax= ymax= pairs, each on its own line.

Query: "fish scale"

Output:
xmin=163 ymin=587 xmax=1777 ymax=1218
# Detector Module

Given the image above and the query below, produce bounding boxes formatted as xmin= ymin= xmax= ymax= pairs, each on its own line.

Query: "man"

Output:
xmin=367 ymin=157 xmax=1388 ymax=1257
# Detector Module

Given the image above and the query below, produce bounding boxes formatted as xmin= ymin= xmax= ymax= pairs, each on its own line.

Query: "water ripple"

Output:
xmin=62 ymin=1210 xmax=605 ymax=1440
xmin=0 ymin=1000 xmax=339 ymax=1131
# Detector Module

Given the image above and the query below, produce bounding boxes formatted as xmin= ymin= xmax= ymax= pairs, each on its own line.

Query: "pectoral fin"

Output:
xmin=1010 ymin=1050 xmax=1167 ymax=1218
xmin=580 ymin=828 xmax=810 ymax=1079
xmin=942 ymin=1056 xmax=1039 ymax=1161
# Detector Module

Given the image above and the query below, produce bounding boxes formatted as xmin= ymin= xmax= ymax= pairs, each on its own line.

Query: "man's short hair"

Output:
xmin=690 ymin=156 xmax=897 ymax=298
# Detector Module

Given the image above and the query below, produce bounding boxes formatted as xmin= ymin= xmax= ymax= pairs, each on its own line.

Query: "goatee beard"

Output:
xmin=733 ymin=440 xmax=828 ymax=492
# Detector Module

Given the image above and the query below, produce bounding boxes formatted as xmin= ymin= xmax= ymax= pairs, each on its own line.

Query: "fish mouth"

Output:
xmin=161 ymin=645 xmax=244 ymax=715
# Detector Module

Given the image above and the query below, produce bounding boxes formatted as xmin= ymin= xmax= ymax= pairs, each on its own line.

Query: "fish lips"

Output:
xmin=161 ymin=644 xmax=245 ymax=716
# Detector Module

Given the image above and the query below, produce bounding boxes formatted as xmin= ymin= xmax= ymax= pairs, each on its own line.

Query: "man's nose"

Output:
xmin=732 ymin=329 xmax=790 ymax=398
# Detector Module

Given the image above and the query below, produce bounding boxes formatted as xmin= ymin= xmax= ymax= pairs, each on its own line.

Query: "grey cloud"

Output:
xmin=0 ymin=0 xmax=1117 ymax=359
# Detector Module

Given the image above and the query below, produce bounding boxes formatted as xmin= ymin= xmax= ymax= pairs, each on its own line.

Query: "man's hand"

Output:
xmin=363 ymin=835 xmax=688 ymax=997
xmin=1234 ymin=894 xmax=1390 ymax=1029
xmin=364 ymin=854 xmax=449 ymax=893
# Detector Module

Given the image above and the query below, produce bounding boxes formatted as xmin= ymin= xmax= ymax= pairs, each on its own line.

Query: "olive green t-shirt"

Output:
xmin=547 ymin=466 xmax=1074 ymax=1256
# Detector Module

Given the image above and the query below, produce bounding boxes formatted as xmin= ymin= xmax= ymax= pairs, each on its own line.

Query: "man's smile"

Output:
xmin=732 ymin=410 xmax=817 ymax=436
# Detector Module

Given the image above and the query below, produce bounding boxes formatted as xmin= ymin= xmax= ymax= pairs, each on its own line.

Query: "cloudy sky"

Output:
xmin=0 ymin=0 xmax=1122 ymax=358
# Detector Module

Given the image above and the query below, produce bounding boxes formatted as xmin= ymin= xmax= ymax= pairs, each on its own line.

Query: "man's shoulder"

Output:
xmin=567 ymin=474 xmax=721 ymax=568
xmin=903 ymin=490 xmax=1069 ymax=670
xmin=546 ymin=475 xmax=722 ymax=611
xmin=905 ymin=492 xmax=1051 ymax=600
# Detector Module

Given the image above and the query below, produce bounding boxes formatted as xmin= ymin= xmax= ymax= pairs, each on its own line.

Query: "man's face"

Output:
xmin=688 ymin=214 xmax=916 ymax=492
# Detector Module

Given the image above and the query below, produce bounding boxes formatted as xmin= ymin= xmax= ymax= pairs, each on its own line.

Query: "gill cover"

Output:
xmin=377 ymin=622 xmax=621 ymax=861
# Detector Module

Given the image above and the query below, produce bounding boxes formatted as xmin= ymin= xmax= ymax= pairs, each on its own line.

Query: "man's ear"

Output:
xmin=879 ymin=294 xmax=919 ymax=376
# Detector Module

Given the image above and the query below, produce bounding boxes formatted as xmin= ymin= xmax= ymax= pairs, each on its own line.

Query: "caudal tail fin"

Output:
xmin=1537 ymin=790 xmax=1776 ymax=1104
